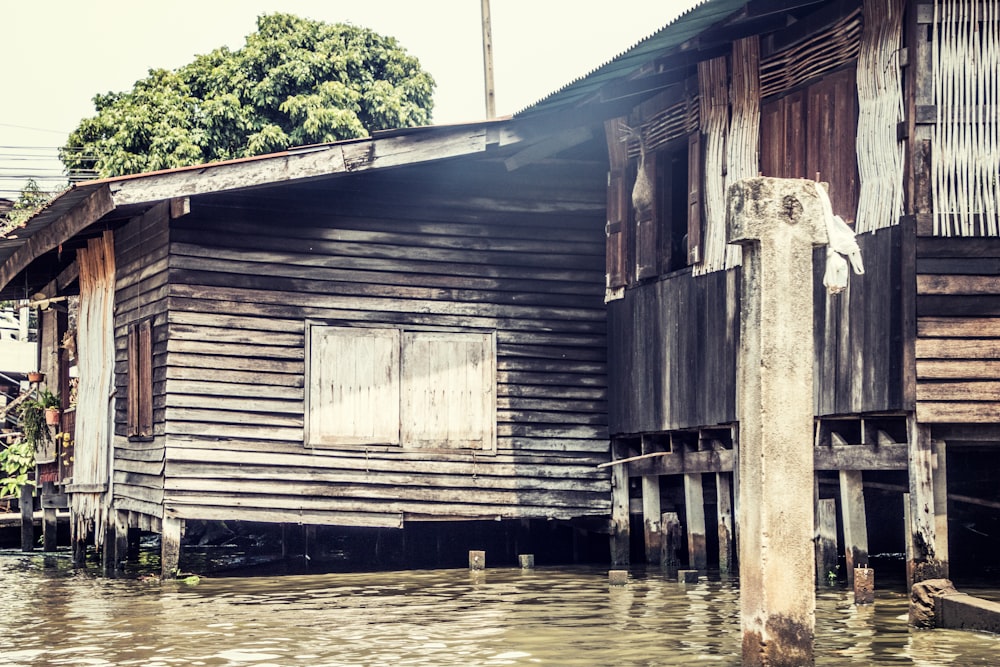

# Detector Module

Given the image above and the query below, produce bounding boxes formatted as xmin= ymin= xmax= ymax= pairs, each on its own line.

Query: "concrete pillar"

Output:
xmin=661 ymin=511 xmax=683 ymax=571
xmin=114 ymin=510 xmax=130 ymax=571
xmin=161 ymin=516 xmax=183 ymax=579
xmin=907 ymin=416 xmax=947 ymax=585
xmin=815 ymin=498 xmax=838 ymax=585
xmin=839 ymin=470 xmax=869 ymax=585
xmin=683 ymin=473 xmax=707 ymax=570
xmin=728 ymin=176 xmax=829 ymax=666
xmin=518 ymin=554 xmax=535 ymax=569
xmin=854 ymin=567 xmax=875 ymax=605
xmin=469 ymin=550 xmax=486 ymax=570
xmin=716 ymin=472 xmax=734 ymax=574
xmin=932 ymin=439 xmax=949 ymax=577
xmin=641 ymin=470 xmax=662 ymax=564
xmin=610 ymin=445 xmax=630 ymax=567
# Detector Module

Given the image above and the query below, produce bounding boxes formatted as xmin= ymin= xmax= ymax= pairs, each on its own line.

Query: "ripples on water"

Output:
xmin=1 ymin=552 xmax=997 ymax=666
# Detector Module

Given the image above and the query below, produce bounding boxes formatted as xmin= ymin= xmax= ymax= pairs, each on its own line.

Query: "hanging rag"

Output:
xmin=814 ymin=182 xmax=864 ymax=294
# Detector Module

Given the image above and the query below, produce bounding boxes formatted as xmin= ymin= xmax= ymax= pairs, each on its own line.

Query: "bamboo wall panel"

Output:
xmin=916 ymin=236 xmax=1000 ymax=422
xmin=160 ymin=158 xmax=611 ymax=525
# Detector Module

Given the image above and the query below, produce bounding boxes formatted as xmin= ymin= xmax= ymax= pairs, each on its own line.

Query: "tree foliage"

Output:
xmin=61 ymin=13 xmax=435 ymax=178
xmin=0 ymin=179 xmax=59 ymax=236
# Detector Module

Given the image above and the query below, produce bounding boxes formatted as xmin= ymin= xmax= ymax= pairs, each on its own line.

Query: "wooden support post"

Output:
xmin=20 ymin=482 xmax=34 ymax=552
xmin=717 ymin=472 xmax=734 ymax=574
xmin=610 ymin=444 xmax=630 ymax=568
xmin=127 ymin=526 xmax=141 ymax=562
xmin=114 ymin=511 xmax=129 ymax=571
xmin=684 ymin=473 xmax=707 ymax=570
xmin=661 ymin=511 xmax=683 ymax=571
xmin=678 ymin=569 xmax=700 ymax=584
xmin=642 ymin=474 xmax=662 ymax=565
xmin=933 ymin=439 xmax=949 ymax=578
xmin=839 ymin=470 xmax=869 ymax=585
xmin=41 ymin=480 xmax=57 ymax=551
xmin=907 ymin=416 xmax=946 ymax=585
xmin=815 ymin=498 xmax=838 ymax=585
xmin=729 ymin=176 xmax=827 ymax=666
xmin=71 ymin=519 xmax=87 ymax=566
xmin=903 ymin=492 xmax=914 ymax=588
xmin=101 ymin=522 xmax=116 ymax=575
xmin=161 ymin=516 xmax=183 ymax=579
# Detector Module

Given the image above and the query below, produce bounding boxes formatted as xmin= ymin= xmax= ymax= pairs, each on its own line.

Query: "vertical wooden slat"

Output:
xmin=687 ymin=131 xmax=703 ymax=265
xmin=138 ymin=319 xmax=153 ymax=436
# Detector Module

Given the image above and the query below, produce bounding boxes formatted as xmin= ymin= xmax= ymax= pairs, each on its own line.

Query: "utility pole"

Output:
xmin=481 ymin=0 xmax=496 ymax=118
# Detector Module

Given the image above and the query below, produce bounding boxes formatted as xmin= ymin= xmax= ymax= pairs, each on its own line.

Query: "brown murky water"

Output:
xmin=1 ymin=552 xmax=997 ymax=666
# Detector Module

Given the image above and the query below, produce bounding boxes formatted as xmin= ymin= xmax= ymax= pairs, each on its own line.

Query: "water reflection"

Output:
xmin=1 ymin=553 xmax=997 ymax=666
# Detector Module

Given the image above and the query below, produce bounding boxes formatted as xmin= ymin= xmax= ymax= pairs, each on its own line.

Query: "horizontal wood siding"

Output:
xmin=162 ymin=158 xmax=610 ymax=524
xmin=609 ymin=226 xmax=905 ymax=435
xmin=916 ymin=236 xmax=1000 ymax=422
xmin=608 ymin=268 xmax=739 ymax=434
xmin=113 ymin=203 xmax=170 ymax=515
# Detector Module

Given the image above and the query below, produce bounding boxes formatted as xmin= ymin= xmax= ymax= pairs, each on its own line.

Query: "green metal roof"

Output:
xmin=517 ymin=0 xmax=748 ymax=117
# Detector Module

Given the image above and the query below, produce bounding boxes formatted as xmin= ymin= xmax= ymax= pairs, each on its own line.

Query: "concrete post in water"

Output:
xmin=661 ymin=511 xmax=683 ymax=571
xmin=907 ymin=417 xmax=948 ymax=585
xmin=815 ymin=498 xmax=838 ymax=585
xmin=518 ymin=554 xmax=535 ymax=569
xmin=683 ymin=473 xmax=707 ymax=570
xmin=610 ymin=443 xmax=630 ymax=567
xmin=469 ymin=550 xmax=486 ymax=570
xmin=839 ymin=470 xmax=869 ymax=586
xmin=608 ymin=569 xmax=629 ymax=586
xmin=678 ymin=569 xmax=699 ymax=584
xmin=161 ymin=516 xmax=183 ymax=578
xmin=728 ymin=176 xmax=831 ymax=666
xmin=854 ymin=567 xmax=875 ymax=605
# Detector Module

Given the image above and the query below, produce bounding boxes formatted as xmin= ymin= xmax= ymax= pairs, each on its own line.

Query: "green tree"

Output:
xmin=0 ymin=179 xmax=59 ymax=236
xmin=60 ymin=13 xmax=435 ymax=178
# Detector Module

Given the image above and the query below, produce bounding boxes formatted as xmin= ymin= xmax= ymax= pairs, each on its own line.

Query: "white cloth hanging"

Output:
xmin=815 ymin=182 xmax=865 ymax=293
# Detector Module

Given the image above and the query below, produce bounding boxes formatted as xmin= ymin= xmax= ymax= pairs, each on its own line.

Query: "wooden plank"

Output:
xmin=916 ymin=381 xmax=1000 ymax=402
xmin=813 ymin=443 xmax=908 ymax=470
xmin=917 ymin=275 xmax=1000 ymax=295
xmin=916 ymin=402 xmax=1000 ymax=423
xmin=916 ymin=338 xmax=1000 ymax=359
xmin=917 ymin=360 xmax=1000 ymax=379
xmin=918 ymin=317 xmax=1000 ymax=338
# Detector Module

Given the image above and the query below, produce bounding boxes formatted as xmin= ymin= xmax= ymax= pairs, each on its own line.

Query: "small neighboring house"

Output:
xmin=0 ymin=121 xmax=612 ymax=571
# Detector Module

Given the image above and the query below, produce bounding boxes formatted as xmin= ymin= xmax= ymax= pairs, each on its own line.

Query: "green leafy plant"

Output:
xmin=0 ymin=439 xmax=35 ymax=498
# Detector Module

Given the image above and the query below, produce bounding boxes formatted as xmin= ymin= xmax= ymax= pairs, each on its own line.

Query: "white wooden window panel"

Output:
xmin=401 ymin=331 xmax=495 ymax=450
xmin=308 ymin=326 xmax=400 ymax=446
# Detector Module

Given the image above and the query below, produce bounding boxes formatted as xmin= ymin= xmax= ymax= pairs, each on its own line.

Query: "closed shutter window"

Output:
xmin=127 ymin=319 xmax=153 ymax=439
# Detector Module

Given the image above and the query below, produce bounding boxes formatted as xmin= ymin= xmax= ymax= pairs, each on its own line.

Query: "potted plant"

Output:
xmin=27 ymin=371 xmax=44 ymax=384
xmin=17 ymin=390 xmax=58 ymax=451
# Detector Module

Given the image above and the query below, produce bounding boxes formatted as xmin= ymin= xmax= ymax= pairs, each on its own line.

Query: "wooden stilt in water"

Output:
xmin=127 ymin=526 xmax=141 ymax=562
xmin=717 ymin=472 xmax=734 ymax=574
xmin=114 ymin=511 xmax=129 ymax=571
xmin=102 ymin=522 xmax=116 ymax=575
xmin=19 ymin=483 xmax=34 ymax=552
xmin=661 ymin=511 xmax=682 ymax=571
xmin=610 ymin=444 xmax=630 ymax=567
xmin=161 ymin=516 xmax=183 ymax=579
xmin=815 ymin=498 xmax=838 ymax=585
xmin=71 ymin=518 xmax=87 ymax=566
xmin=41 ymin=481 xmax=58 ymax=552
xmin=839 ymin=470 xmax=869 ymax=585
xmin=684 ymin=473 xmax=707 ymax=570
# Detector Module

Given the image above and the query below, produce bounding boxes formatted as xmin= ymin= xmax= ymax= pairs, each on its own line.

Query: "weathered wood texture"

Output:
xmin=915 ymin=236 xmax=1000 ymax=422
xmin=152 ymin=158 xmax=610 ymax=525
xmin=608 ymin=224 xmax=904 ymax=434
xmin=112 ymin=203 xmax=170 ymax=517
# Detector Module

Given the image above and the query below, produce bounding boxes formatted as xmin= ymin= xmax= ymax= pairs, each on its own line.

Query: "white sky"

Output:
xmin=0 ymin=0 xmax=699 ymax=199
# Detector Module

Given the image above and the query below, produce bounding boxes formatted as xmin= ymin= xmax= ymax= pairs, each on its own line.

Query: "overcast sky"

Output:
xmin=0 ymin=0 xmax=700 ymax=198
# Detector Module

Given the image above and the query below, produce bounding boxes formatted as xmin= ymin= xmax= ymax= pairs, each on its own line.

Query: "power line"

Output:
xmin=0 ymin=123 xmax=70 ymax=135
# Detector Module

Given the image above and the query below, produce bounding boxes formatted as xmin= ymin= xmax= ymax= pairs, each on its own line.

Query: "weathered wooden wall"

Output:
xmin=155 ymin=157 xmax=611 ymax=526
xmin=608 ymin=226 xmax=906 ymax=436
xmin=112 ymin=203 xmax=170 ymax=519
xmin=915 ymin=236 xmax=1000 ymax=423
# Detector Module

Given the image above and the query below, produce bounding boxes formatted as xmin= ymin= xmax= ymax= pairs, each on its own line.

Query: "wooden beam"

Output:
xmin=0 ymin=184 xmax=114 ymax=293
xmin=503 ymin=127 xmax=593 ymax=171
xmin=813 ymin=442 xmax=909 ymax=470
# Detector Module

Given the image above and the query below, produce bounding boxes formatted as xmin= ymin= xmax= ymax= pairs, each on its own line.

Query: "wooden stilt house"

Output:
xmin=515 ymin=0 xmax=1000 ymax=583
xmin=0 ymin=122 xmax=613 ymax=572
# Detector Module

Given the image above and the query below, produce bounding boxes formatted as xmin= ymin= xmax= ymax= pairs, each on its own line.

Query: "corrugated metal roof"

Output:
xmin=516 ymin=0 xmax=748 ymax=117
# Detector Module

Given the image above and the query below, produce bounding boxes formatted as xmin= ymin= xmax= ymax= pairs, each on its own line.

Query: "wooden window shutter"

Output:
xmin=401 ymin=332 xmax=495 ymax=451
xmin=308 ymin=326 xmax=400 ymax=446
xmin=127 ymin=324 xmax=138 ymax=437
xmin=687 ymin=131 xmax=703 ymax=265
xmin=127 ymin=320 xmax=153 ymax=438
xmin=606 ymin=169 xmax=629 ymax=291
